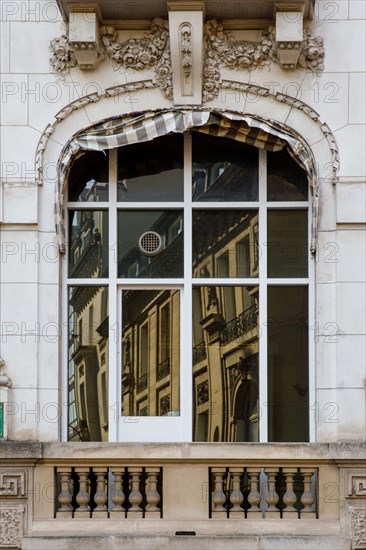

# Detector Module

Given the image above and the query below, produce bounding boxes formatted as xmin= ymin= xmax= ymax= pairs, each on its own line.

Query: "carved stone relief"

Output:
xmin=203 ymin=20 xmax=324 ymax=101
xmin=350 ymin=507 xmax=366 ymax=550
xmin=0 ymin=505 xmax=23 ymax=549
xmin=0 ymin=471 xmax=26 ymax=498
xmin=49 ymin=34 xmax=77 ymax=73
xmin=50 ymin=18 xmax=324 ymax=104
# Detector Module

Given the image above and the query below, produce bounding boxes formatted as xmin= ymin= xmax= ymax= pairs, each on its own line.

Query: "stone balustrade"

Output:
xmin=210 ymin=466 xmax=317 ymax=519
xmin=56 ymin=466 xmax=162 ymax=519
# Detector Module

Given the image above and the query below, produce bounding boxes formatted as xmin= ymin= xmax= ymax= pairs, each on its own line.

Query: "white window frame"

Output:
xmin=62 ymin=134 xmax=315 ymax=443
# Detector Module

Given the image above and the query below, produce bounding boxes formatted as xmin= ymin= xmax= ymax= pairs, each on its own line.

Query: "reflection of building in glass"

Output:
xmin=121 ymin=289 xmax=180 ymax=418
xmin=68 ymin=208 xmax=109 ymax=441
xmin=68 ymin=286 xmax=109 ymax=441
xmin=192 ymin=207 xmax=260 ymax=442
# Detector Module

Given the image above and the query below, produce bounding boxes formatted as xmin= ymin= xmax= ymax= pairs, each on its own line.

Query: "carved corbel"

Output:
xmin=68 ymin=4 xmax=103 ymax=69
xmin=168 ymin=1 xmax=205 ymax=105
xmin=274 ymin=3 xmax=304 ymax=68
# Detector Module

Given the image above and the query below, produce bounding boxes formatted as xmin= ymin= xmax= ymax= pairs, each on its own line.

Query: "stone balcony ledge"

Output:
xmin=2 ymin=441 xmax=364 ymax=464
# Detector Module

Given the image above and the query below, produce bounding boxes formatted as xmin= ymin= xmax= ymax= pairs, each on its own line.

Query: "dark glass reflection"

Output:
xmin=192 ymin=133 xmax=258 ymax=201
xmin=117 ymin=134 xmax=184 ymax=202
xmin=118 ymin=210 xmax=183 ymax=278
xmin=68 ymin=151 xmax=109 ymax=202
xmin=69 ymin=210 xmax=108 ymax=278
xmin=268 ymin=286 xmax=309 ymax=442
xmin=68 ymin=286 xmax=109 ymax=441
xmin=267 ymin=150 xmax=308 ymax=201
xmin=267 ymin=210 xmax=308 ymax=278
xmin=192 ymin=210 xmax=259 ymax=278
xmin=192 ymin=285 xmax=259 ymax=442
xmin=121 ymin=290 xmax=180 ymax=417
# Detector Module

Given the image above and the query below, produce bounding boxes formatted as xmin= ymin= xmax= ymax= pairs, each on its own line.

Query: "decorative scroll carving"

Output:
xmin=203 ymin=20 xmax=324 ymax=101
xmin=50 ymin=35 xmax=77 ymax=73
xmin=0 ymin=471 xmax=26 ymax=497
xmin=350 ymin=507 xmax=366 ymax=549
xmin=0 ymin=506 xmax=23 ymax=548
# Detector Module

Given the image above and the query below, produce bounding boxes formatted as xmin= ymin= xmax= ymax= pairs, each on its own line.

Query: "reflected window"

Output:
xmin=68 ymin=286 xmax=109 ymax=442
xmin=66 ymin=131 xmax=310 ymax=443
xmin=121 ymin=290 xmax=180 ymax=417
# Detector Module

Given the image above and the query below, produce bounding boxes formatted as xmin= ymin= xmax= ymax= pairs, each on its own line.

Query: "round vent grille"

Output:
xmin=138 ymin=231 xmax=163 ymax=257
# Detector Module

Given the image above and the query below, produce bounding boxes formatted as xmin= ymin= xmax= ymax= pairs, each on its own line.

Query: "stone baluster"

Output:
xmin=145 ymin=467 xmax=161 ymax=517
xmin=128 ymin=468 xmax=143 ymax=517
xmin=228 ymin=467 xmax=244 ymax=518
xmin=56 ymin=467 xmax=73 ymax=518
xmin=110 ymin=468 xmax=126 ymax=517
xmin=74 ymin=467 xmax=91 ymax=518
xmin=282 ymin=467 xmax=298 ymax=518
xmin=264 ymin=468 xmax=280 ymax=518
xmin=300 ymin=468 xmax=316 ymax=519
xmin=93 ymin=467 xmax=108 ymax=518
xmin=246 ymin=467 xmax=262 ymax=518
xmin=211 ymin=468 xmax=227 ymax=517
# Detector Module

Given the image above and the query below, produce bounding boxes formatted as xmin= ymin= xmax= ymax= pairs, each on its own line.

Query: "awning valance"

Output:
xmin=55 ymin=108 xmax=318 ymax=253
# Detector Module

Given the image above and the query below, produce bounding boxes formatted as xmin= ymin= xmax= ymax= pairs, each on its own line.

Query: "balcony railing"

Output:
xmin=56 ymin=466 xmax=162 ymax=518
xmin=210 ymin=465 xmax=317 ymax=519
xmin=220 ymin=305 xmax=257 ymax=345
xmin=156 ymin=358 xmax=170 ymax=381
xmin=193 ymin=341 xmax=207 ymax=365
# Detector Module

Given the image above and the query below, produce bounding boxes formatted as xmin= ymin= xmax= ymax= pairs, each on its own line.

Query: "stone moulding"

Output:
xmin=34 ymin=79 xmax=339 ymax=188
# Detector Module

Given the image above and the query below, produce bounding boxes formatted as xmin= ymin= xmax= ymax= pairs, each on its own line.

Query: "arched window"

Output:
xmin=65 ymin=130 xmax=310 ymax=443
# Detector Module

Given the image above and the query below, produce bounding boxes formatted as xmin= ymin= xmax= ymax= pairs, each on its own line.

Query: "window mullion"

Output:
xmin=183 ymin=132 xmax=193 ymax=441
xmin=108 ymin=148 xmax=118 ymax=442
xmin=258 ymin=149 xmax=268 ymax=442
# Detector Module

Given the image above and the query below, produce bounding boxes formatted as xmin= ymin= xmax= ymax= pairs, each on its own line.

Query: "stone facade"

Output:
xmin=0 ymin=0 xmax=365 ymax=548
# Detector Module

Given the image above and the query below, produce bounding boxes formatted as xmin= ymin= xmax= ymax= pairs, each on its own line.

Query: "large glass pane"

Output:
xmin=117 ymin=134 xmax=184 ymax=202
xmin=121 ymin=290 xmax=180 ymax=417
xmin=268 ymin=286 xmax=309 ymax=442
xmin=68 ymin=286 xmax=109 ymax=441
xmin=68 ymin=151 xmax=109 ymax=202
xmin=192 ymin=210 xmax=258 ymax=278
xmin=267 ymin=210 xmax=308 ymax=278
xmin=192 ymin=133 xmax=258 ymax=201
xmin=118 ymin=210 xmax=183 ymax=278
xmin=267 ymin=150 xmax=308 ymax=201
xmin=69 ymin=210 xmax=108 ymax=278
xmin=192 ymin=285 xmax=259 ymax=442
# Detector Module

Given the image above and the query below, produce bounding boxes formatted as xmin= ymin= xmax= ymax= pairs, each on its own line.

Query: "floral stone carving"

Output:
xmin=203 ymin=20 xmax=324 ymax=101
xmin=49 ymin=35 xmax=77 ymax=73
xmin=0 ymin=506 xmax=23 ymax=548
xmin=49 ymin=18 xmax=323 ymax=104
xmin=350 ymin=507 xmax=366 ymax=549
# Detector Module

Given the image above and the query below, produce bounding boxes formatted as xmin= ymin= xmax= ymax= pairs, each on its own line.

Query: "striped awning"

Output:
xmin=56 ymin=108 xmax=318 ymax=253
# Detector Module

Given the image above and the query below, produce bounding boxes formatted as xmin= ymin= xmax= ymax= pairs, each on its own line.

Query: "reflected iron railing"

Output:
xmin=193 ymin=341 xmax=207 ymax=365
xmin=220 ymin=305 xmax=257 ymax=345
xmin=137 ymin=373 xmax=148 ymax=393
xmin=156 ymin=358 xmax=170 ymax=381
